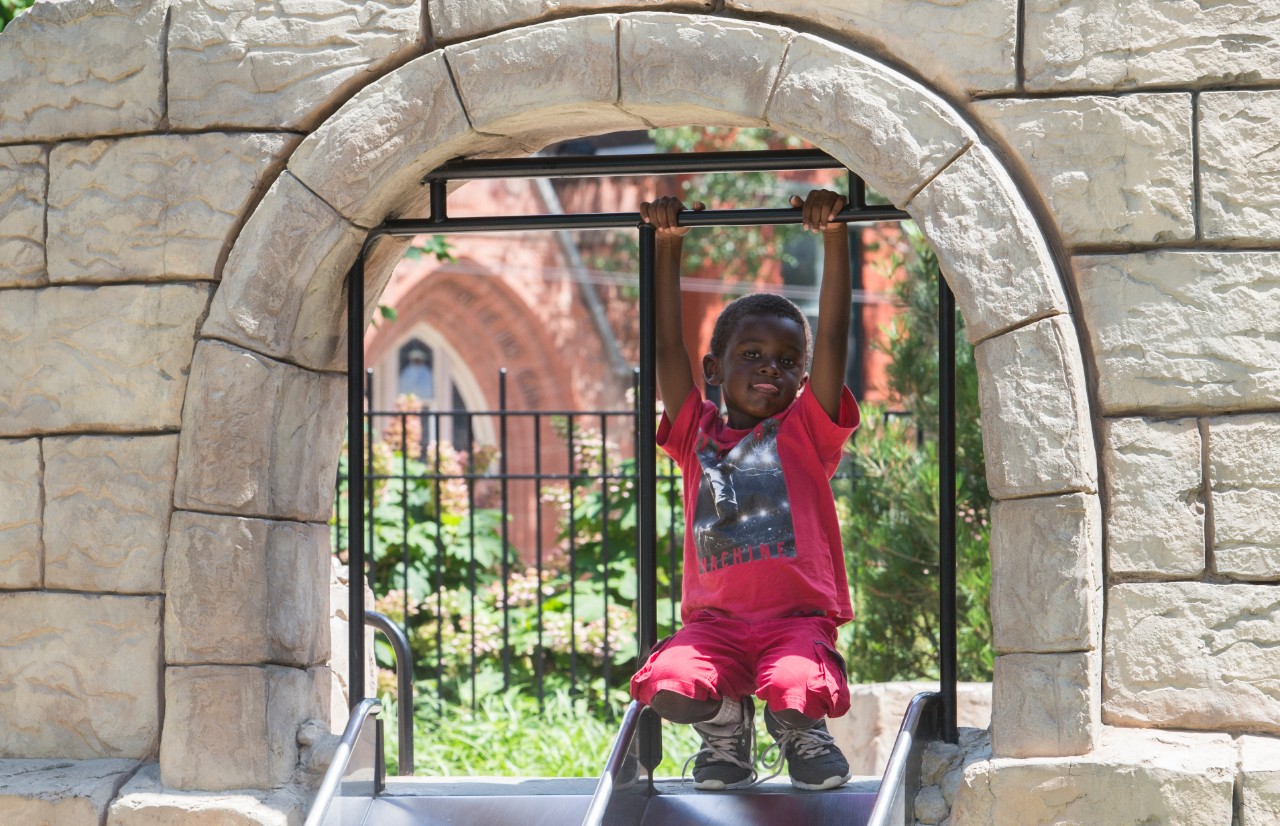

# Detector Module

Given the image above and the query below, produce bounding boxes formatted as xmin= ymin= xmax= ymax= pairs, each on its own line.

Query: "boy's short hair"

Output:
xmin=709 ymin=293 xmax=813 ymax=366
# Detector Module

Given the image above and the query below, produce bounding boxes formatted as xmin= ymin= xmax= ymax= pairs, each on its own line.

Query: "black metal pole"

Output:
xmin=534 ymin=412 xmax=545 ymax=710
xmin=373 ymin=204 xmax=906 ymax=239
xmin=848 ymin=225 xmax=866 ymax=401
xmin=600 ymin=413 xmax=611 ymax=689
xmin=637 ymin=223 xmax=661 ymax=773
xmin=939 ymin=274 xmax=959 ymax=744
xmin=847 ymin=168 xmax=867 ymax=210
xmin=429 ymin=178 xmax=447 ymax=224
xmin=466 ymin=413 xmax=477 ymax=711
xmin=425 ymin=147 xmax=852 ymax=181
xmin=365 ymin=367 xmax=375 ymax=645
xmin=499 ymin=368 xmax=511 ymax=689
xmin=347 ymin=250 xmax=366 ymax=707
xmin=567 ymin=420 xmax=578 ymax=694
xmin=432 ymin=415 xmax=444 ymax=713
xmin=365 ymin=610 xmax=415 ymax=774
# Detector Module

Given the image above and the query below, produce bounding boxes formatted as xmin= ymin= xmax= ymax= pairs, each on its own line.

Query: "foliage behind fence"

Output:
xmin=334 ymin=402 xmax=689 ymax=718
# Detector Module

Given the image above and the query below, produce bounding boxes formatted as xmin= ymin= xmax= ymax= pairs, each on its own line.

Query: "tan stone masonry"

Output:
xmin=1 ymin=1 xmax=1278 ymax=823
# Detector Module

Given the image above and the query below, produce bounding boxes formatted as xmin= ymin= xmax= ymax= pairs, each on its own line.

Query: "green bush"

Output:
xmin=839 ymin=222 xmax=993 ymax=683
xmin=334 ymin=412 xmax=686 ymax=716
xmin=0 ymin=0 xmax=33 ymax=31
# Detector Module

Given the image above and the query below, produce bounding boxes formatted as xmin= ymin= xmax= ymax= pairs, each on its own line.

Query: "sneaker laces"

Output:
xmin=680 ymin=723 xmax=759 ymax=786
xmin=758 ymin=723 xmax=838 ymax=783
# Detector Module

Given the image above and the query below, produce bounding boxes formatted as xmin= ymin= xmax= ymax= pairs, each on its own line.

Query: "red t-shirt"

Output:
xmin=658 ymin=385 xmax=859 ymax=624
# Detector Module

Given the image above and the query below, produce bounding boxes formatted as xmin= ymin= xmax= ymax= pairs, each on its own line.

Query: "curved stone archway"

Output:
xmin=165 ymin=12 xmax=1101 ymax=788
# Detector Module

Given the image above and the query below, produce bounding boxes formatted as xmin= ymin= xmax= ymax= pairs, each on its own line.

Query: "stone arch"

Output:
xmin=165 ymin=12 xmax=1101 ymax=786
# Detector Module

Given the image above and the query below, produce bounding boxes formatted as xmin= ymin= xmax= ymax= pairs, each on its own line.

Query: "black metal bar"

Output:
xmin=367 ymin=405 xmax=680 ymax=418
xmin=667 ymin=452 xmax=678 ymax=633
xmin=365 ymin=369 xmax=375 ymax=671
xmin=429 ymin=179 xmax=448 ymax=222
xmin=567 ymin=417 xmax=578 ymax=694
xmin=346 ymin=250 xmax=367 ymax=707
xmin=366 ymin=610 xmax=415 ymax=775
xmin=636 ymin=222 xmax=662 ymax=773
xmin=600 ymin=412 xmax=610 ymax=689
xmin=374 ymin=718 xmax=386 ymax=796
xmin=499 ymin=368 xmax=511 ymax=689
xmin=364 ymin=470 xmax=646 ymax=483
xmin=432 ymin=415 xmax=444 ymax=713
xmin=426 ymin=148 xmax=852 ymax=181
xmin=534 ymin=412 xmax=545 ymax=710
xmin=400 ymin=412 xmax=410 ymax=647
xmin=466 ymin=411 xmax=477 ymax=711
xmin=372 ymin=204 xmax=907 ymax=238
xmin=848 ymin=168 xmax=867 ymax=210
xmin=939 ymin=274 xmax=959 ymax=744
xmin=849 ymin=226 xmax=867 ymax=401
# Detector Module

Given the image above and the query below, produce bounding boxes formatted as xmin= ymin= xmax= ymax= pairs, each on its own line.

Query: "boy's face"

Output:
xmin=703 ymin=313 xmax=808 ymax=430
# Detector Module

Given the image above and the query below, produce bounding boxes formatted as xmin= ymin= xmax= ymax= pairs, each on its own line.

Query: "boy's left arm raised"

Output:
xmin=792 ymin=190 xmax=852 ymax=421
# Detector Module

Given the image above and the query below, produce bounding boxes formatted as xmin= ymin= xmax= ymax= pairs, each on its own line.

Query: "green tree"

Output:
xmin=581 ymin=126 xmax=815 ymax=295
xmin=651 ymin=126 xmax=808 ymax=279
xmin=840 ymin=222 xmax=993 ymax=682
xmin=0 ymin=0 xmax=33 ymax=31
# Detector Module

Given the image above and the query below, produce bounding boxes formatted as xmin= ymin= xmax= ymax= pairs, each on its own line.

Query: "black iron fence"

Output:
xmin=335 ymin=368 xmax=863 ymax=717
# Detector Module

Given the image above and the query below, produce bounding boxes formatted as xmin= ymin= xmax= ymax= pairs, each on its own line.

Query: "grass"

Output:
xmin=385 ymin=690 xmax=703 ymax=778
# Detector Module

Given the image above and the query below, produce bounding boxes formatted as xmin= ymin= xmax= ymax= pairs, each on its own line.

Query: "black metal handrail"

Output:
xmin=425 ymin=148 xmax=854 ymax=181
xmin=365 ymin=610 xmax=414 ymax=775
xmin=371 ymin=204 xmax=908 ymax=237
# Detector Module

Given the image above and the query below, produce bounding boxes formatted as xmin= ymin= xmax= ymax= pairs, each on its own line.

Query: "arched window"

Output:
xmin=397 ymin=339 xmax=435 ymax=404
xmin=375 ymin=330 xmax=490 ymax=451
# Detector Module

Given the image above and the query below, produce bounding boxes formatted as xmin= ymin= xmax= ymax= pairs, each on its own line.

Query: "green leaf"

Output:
xmin=612 ymin=567 xmax=638 ymax=601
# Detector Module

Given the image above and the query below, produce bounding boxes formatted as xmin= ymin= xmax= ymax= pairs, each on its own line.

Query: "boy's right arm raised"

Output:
xmin=640 ymin=197 xmax=701 ymax=412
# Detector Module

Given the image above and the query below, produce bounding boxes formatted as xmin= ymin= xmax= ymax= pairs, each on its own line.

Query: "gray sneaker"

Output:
xmin=687 ymin=697 xmax=757 ymax=790
xmin=762 ymin=707 xmax=851 ymax=790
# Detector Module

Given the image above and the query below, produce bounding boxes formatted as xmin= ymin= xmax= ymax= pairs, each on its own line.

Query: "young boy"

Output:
xmin=630 ymin=190 xmax=859 ymax=791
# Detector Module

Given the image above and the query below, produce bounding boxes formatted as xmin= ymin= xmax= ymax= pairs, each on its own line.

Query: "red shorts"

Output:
xmin=629 ymin=611 xmax=850 ymax=720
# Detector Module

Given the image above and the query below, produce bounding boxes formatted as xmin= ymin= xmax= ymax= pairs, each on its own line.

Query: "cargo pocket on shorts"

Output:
xmin=813 ymin=640 xmax=851 ymax=712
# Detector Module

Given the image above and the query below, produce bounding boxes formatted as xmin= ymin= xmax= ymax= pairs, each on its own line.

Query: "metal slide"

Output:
xmin=305 ymin=693 xmax=942 ymax=826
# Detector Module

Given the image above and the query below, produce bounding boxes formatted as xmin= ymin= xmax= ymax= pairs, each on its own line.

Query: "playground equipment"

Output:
xmin=306 ymin=692 xmax=943 ymax=826
xmin=322 ymin=148 xmax=957 ymax=824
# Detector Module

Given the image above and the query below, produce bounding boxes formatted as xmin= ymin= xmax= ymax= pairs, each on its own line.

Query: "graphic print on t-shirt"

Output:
xmin=692 ymin=418 xmax=796 ymax=575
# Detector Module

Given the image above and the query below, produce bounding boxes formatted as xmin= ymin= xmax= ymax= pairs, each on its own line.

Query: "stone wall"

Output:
xmin=1 ymin=1 xmax=1278 ymax=824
